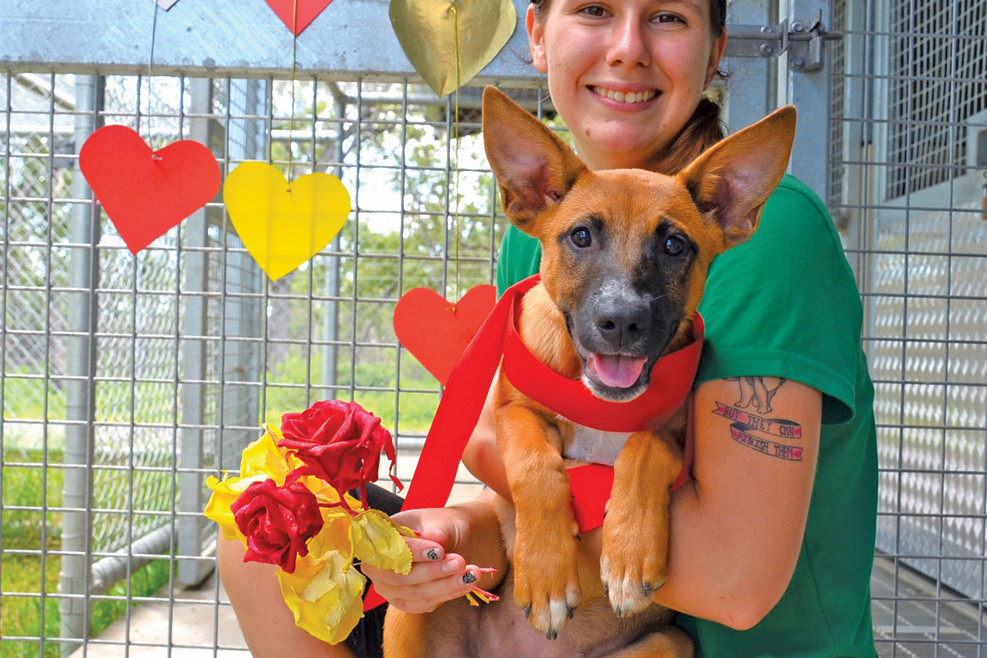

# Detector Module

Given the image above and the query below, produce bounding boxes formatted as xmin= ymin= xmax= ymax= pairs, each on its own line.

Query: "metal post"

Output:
xmin=60 ymin=73 xmax=103 ymax=656
xmin=322 ymin=85 xmax=346 ymax=401
xmin=834 ymin=0 xmax=875 ymax=285
xmin=222 ymin=77 xmax=266 ymax=458
xmin=782 ymin=0 xmax=833 ymax=200
xmin=177 ymin=77 xmax=214 ymax=587
xmin=723 ymin=0 xmax=778 ymax=135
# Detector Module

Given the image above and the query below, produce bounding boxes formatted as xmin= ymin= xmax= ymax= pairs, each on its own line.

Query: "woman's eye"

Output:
xmin=571 ymin=227 xmax=593 ymax=248
xmin=652 ymin=12 xmax=685 ymax=25
xmin=579 ymin=5 xmax=608 ymax=18
xmin=664 ymin=235 xmax=686 ymax=256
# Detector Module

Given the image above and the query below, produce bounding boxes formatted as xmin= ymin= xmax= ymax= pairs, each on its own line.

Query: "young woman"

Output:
xmin=219 ymin=1 xmax=879 ymax=656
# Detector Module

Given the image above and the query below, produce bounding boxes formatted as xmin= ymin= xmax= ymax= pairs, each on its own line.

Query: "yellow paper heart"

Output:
xmin=390 ymin=0 xmax=517 ymax=97
xmin=223 ymin=162 xmax=351 ymax=281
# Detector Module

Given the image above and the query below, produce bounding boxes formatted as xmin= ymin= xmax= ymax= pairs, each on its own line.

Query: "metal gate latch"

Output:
xmin=724 ymin=10 xmax=843 ymax=72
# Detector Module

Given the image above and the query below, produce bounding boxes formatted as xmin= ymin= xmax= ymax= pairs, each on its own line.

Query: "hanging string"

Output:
xmin=285 ymin=0 xmax=301 ymax=190
xmin=140 ymin=1 xmax=161 ymax=159
xmin=451 ymin=4 xmax=462 ymax=300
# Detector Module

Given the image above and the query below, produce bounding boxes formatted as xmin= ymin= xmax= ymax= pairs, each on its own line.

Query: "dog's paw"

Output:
xmin=600 ymin=501 xmax=669 ymax=617
xmin=512 ymin=528 xmax=582 ymax=639
xmin=600 ymin=552 xmax=666 ymax=618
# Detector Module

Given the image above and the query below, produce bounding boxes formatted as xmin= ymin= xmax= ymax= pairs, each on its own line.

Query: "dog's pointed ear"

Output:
xmin=482 ymin=86 xmax=586 ymax=236
xmin=678 ymin=105 xmax=797 ymax=247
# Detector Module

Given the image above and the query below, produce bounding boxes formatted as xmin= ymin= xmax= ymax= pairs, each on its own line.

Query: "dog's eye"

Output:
xmin=570 ymin=227 xmax=592 ymax=248
xmin=664 ymin=235 xmax=686 ymax=256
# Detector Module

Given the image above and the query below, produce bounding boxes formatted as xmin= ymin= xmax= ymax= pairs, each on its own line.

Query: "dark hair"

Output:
xmin=650 ymin=98 xmax=726 ymax=175
xmin=529 ymin=0 xmax=729 ymax=174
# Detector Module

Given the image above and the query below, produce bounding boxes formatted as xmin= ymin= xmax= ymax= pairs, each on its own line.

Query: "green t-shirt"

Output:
xmin=496 ymin=175 xmax=878 ymax=657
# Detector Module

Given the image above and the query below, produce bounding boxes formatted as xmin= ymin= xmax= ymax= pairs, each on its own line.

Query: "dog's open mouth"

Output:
xmin=586 ymin=353 xmax=648 ymax=390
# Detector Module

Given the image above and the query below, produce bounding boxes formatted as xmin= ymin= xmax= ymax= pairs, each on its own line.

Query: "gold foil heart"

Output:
xmin=390 ymin=0 xmax=517 ymax=97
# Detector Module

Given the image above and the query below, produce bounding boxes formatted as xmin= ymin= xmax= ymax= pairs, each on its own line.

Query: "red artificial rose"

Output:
xmin=279 ymin=400 xmax=401 ymax=511
xmin=232 ymin=477 xmax=324 ymax=573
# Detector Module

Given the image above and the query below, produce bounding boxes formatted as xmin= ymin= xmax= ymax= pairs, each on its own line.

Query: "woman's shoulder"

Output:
xmin=755 ymin=174 xmax=847 ymax=260
xmin=763 ymin=175 xmax=836 ymax=234
xmin=771 ymin=174 xmax=826 ymax=208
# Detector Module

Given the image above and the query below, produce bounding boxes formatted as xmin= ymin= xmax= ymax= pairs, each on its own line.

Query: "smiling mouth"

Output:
xmin=590 ymin=86 xmax=659 ymax=105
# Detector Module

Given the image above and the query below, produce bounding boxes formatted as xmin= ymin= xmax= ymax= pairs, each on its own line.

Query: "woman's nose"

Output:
xmin=607 ymin=16 xmax=652 ymax=68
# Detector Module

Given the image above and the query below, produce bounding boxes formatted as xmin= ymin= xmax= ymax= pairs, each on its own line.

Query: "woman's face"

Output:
xmin=527 ymin=0 xmax=727 ymax=171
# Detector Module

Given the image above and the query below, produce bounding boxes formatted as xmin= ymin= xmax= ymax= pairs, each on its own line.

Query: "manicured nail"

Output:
xmin=425 ymin=548 xmax=439 ymax=561
xmin=462 ymin=571 xmax=477 ymax=585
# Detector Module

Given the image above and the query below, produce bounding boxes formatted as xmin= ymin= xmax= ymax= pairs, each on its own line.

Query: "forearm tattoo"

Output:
xmin=715 ymin=377 xmax=803 ymax=461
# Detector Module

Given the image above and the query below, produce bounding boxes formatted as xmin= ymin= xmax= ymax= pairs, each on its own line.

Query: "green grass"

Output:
xmin=1 ymin=373 xmax=67 ymax=423
xmin=0 ymin=554 xmax=62 ymax=657
xmin=1 ymin=450 xmax=175 ymax=657
xmin=262 ymin=358 xmax=441 ymax=434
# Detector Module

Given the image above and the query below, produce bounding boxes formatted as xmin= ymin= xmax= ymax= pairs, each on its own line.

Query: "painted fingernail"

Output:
xmin=461 ymin=571 xmax=477 ymax=585
xmin=425 ymin=548 xmax=439 ymax=561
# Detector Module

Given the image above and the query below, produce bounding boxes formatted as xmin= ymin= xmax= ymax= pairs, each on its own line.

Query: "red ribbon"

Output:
xmin=365 ymin=275 xmax=702 ymax=610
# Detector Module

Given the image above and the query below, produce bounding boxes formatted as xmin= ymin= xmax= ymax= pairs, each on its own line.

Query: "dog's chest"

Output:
xmin=562 ymin=420 xmax=634 ymax=465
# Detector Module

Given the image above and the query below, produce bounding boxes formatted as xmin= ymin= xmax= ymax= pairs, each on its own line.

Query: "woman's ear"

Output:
xmin=526 ymin=5 xmax=549 ymax=74
xmin=704 ymin=29 xmax=728 ymax=89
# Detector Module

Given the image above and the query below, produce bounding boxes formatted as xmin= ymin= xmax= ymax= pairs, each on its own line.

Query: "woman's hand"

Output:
xmin=361 ymin=510 xmax=478 ymax=614
xmin=361 ymin=492 xmax=508 ymax=614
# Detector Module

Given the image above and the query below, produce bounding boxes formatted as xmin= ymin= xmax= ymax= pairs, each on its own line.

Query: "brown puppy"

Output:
xmin=384 ymin=87 xmax=796 ymax=657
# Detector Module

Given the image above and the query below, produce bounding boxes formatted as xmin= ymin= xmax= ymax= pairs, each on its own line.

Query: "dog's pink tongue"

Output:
xmin=589 ymin=354 xmax=647 ymax=389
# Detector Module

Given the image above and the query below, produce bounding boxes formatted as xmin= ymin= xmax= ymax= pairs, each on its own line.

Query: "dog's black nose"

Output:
xmin=593 ymin=301 xmax=651 ymax=348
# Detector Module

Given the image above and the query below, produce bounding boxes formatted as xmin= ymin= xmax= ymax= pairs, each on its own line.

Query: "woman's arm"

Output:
xmin=461 ymin=373 xmax=511 ymax=499
xmin=464 ymin=373 xmax=821 ymax=630
xmin=218 ymin=536 xmax=355 ymax=657
xmin=630 ymin=377 xmax=820 ymax=628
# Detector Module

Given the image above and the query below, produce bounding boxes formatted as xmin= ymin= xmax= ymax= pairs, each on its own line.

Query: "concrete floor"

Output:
xmin=64 ymin=450 xmax=986 ymax=656
xmin=69 ymin=554 xmax=986 ymax=657
xmin=66 ymin=572 xmax=248 ymax=657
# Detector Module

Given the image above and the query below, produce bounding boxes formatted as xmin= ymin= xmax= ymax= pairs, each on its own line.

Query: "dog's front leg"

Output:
xmin=600 ymin=424 xmax=684 ymax=617
xmin=497 ymin=402 xmax=582 ymax=639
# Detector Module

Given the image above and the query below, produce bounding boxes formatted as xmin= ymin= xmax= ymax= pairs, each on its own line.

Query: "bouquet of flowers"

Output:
xmin=205 ymin=400 xmax=414 ymax=644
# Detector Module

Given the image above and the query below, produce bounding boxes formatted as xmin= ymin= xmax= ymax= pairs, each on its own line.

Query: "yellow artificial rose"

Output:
xmin=240 ymin=426 xmax=296 ymax=482
xmin=351 ymin=509 xmax=414 ymax=575
xmin=203 ymin=472 xmax=268 ymax=542
xmin=298 ymin=472 xmax=361 ymax=512
xmin=277 ymin=550 xmax=367 ymax=644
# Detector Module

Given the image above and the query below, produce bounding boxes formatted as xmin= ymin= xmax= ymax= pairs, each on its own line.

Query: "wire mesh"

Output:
xmin=0 ymin=72 xmax=518 ymax=655
xmin=886 ymin=0 xmax=987 ymax=198
xmin=1 ymin=0 xmax=986 ymax=653
xmin=829 ymin=0 xmax=987 ymax=655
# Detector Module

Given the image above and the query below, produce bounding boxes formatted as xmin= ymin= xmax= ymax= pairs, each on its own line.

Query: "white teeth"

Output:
xmin=593 ymin=87 xmax=657 ymax=104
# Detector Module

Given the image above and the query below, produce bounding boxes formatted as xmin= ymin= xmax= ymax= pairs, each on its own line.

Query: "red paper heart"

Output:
xmin=393 ymin=285 xmax=497 ymax=386
xmin=264 ymin=0 xmax=334 ymax=35
xmin=79 ymin=125 xmax=220 ymax=254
